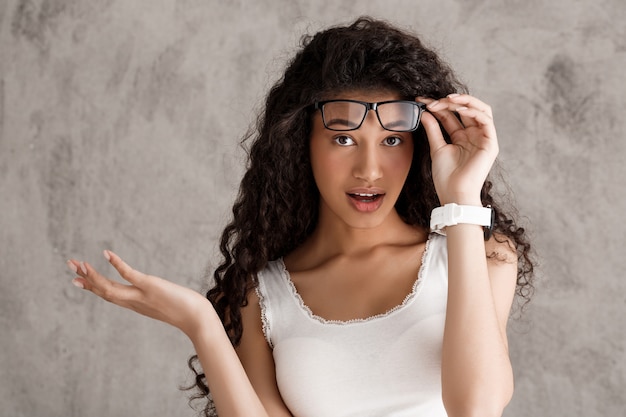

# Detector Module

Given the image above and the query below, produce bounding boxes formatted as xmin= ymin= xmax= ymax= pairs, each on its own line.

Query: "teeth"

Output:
xmin=353 ymin=193 xmax=376 ymax=197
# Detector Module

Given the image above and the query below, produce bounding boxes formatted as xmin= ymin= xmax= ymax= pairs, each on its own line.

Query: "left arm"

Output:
xmin=443 ymin=226 xmax=517 ymax=417
xmin=419 ymin=94 xmax=517 ymax=417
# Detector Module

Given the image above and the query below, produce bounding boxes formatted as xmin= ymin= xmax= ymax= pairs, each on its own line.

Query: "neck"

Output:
xmin=307 ymin=206 xmax=425 ymax=258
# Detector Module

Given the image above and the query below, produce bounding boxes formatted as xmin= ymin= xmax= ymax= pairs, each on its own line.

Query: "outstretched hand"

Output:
xmin=67 ymin=251 xmax=214 ymax=339
xmin=418 ymin=94 xmax=498 ymax=206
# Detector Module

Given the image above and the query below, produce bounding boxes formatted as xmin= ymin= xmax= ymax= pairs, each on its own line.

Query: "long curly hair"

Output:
xmin=186 ymin=16 xmax=535 ymax=415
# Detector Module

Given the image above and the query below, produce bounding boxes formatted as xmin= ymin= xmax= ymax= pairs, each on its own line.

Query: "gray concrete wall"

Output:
xmin=1 ymin=1 xmax=624 ymax=416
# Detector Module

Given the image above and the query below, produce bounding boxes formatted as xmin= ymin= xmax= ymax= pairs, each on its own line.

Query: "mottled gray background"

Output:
xmin=1 ymin=0 xmax=624 ymax=416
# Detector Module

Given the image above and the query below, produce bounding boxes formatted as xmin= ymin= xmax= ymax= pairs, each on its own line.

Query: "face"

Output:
xmin=309 ymin=90 xmax=415 ymax=230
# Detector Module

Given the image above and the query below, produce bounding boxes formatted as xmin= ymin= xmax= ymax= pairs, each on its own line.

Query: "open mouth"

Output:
xmin=348 ymin=192 xmax=384 ymax=203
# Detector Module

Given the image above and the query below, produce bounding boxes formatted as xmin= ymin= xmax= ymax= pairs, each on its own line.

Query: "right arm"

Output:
xmin=67 ymin=251 xmax=291 ymax=417
xmin=235 ymin=290 xmax=293 ymax=416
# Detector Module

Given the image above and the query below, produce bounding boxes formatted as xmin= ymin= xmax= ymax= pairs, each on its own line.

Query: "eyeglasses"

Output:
xmin=313 ymin=99 xmax=426 ymax=132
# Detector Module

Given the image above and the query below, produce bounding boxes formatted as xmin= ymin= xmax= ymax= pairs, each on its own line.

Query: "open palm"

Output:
xmin=67 ymin=251 xmax=214 ymax=339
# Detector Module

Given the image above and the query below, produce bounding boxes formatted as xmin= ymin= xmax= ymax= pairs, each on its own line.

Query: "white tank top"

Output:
xmin=256 ymin=233 xmax=449 ymax=417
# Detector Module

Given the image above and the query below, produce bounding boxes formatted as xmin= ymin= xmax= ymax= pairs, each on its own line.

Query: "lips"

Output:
xmin=348 ymin=192 xmax=383 ymax=203
xmin=346 ymin=188 xmax=386 ymax=212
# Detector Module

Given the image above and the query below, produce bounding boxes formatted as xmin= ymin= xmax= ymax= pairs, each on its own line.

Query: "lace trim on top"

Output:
xmin=278 ymin=233 xmax=435 ymax=326
xmin=255 ymin=278 xmax=274 ymax=349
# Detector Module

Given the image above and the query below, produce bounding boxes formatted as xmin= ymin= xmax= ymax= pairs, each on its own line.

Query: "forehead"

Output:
xmin=321 ymin=89 xmax=403 ymax=103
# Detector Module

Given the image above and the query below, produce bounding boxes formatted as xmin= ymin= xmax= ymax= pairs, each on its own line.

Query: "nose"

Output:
xmin=353 ymin=141 xmax=383 ymax=183
xmin=352 ymin=112 xmax=385 ymax=182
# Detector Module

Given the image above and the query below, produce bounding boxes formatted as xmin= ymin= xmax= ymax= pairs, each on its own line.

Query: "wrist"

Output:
xmin=438 ymin=195 xmax=482 ymax=207
xmin=182 ymin=299 xmax=223 ymax=342
xmin=437 ymin=188 xmax=483 ymax=207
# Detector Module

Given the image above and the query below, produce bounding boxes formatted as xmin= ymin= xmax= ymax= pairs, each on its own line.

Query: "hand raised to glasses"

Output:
xmin=67 ymin=251 xmax=215 ymax=339
xmin=418 ymin=94 xmax=498 ymax=206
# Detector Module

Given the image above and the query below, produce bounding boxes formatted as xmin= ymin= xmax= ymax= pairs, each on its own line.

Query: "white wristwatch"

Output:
xmin=430 ymin=203 xmax=494 ymax=238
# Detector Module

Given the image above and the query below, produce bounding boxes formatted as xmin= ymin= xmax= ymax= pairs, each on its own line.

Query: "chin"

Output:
xmin=343 ymin=212 xmax=392 ymax=230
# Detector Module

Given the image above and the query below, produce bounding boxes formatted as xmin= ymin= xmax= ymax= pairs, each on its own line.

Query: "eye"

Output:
xmin=334 ymin=135 xmax=356 ymax=146
xmin=382 ymin=136 xmax=403 ymax=147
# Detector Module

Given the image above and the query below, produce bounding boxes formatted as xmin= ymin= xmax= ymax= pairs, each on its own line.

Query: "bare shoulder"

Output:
xmin=238 ymin=289 xmax=269 ymax=355
xmin=237 ymin=289 xmax=292 ymax=415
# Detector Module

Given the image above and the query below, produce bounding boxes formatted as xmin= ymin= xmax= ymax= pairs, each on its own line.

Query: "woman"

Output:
xmin=68 ymin=17 xmax=533 ymax=417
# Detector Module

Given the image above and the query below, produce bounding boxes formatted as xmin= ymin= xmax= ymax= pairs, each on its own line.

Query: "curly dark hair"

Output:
xmin=186 ymin=16 xmax=534 ymax=415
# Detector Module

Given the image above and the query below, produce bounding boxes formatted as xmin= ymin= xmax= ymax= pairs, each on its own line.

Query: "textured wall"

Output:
xmin=1 ymin=1 xmax=624 ymax=416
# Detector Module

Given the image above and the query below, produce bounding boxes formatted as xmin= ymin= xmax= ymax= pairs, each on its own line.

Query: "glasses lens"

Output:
xmin=321 ymin=101 xmax=367 ymax=131
xmin=377 ymin=102 xmax=421 ymax=132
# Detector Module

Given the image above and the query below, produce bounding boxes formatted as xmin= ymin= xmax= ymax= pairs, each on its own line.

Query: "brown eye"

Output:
xmin=383 ymin=136 xmax=402 ymax=147
xmin=334 ymin=135 xmax=355 ymax=146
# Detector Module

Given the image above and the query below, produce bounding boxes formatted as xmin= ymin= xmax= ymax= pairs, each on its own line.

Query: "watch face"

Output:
xmin=484 ymin=206 xmax=495 ymax=240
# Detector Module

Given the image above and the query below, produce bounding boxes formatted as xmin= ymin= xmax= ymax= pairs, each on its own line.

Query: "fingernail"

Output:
xmin=456 ymin=106 xmax=468 ymax=111
xmin=447 ymin=93 xmax=460 ymax=98
xmin=79 ymin=262 xmax=87 ymax=275
xmin=72 ymin=279 xmax=85 ymax=289
xmin=427 ymin=100 xmax=440 ymax=109
xmin=67 ymin=260 xmax=78 ymax=274
xmin=103 ymin=250 xmax=111 ymax=261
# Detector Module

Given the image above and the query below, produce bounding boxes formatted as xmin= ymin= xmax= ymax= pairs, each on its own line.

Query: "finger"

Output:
xmin=67 ymin=259 xmax=80 ymax=274
xmin=447 ymin=94 xmax=493 ymax=118
xmin=455 ymin=106 xmax=479 ymax=129
xmin=456 ymin=107 xmax=498 ymax=141
xmin=429 ymin=95 xmax=493 ymax=130
xmin=66 ymin=259 xmax=91 ymax=281
xmin=69 ymin=259 xmax=133 ymax=303
xmin=426 ymin=103 xmax=465 ymax=138
xmin=104 ymin=250 xmax=147 ymax=287
xmin=67 ymin=259 xmax=93 ymax=287
xmin=416 ymin=96 xmax=436 ymax=106
xmin=67 ymin=260 xmax=86 ymax=289
xmin=419 ymin=112 xmax=448 ymax=154
xmin=425 ymin=96 xmax=473 ymax=113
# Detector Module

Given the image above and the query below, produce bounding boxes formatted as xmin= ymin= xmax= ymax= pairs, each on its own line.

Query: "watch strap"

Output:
xmin=430 ymin=203 xmax=493 ymax=232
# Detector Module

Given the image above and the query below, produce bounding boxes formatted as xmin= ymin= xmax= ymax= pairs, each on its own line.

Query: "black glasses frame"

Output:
xmin=313 ymin=99 xmax=427 ymax=132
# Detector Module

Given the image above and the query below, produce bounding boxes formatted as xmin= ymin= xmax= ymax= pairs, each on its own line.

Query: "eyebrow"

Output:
xmin=381 ymin=118 xmax=409 ymax=130
xmin=325 ymin=118 xmax=361 ymax=129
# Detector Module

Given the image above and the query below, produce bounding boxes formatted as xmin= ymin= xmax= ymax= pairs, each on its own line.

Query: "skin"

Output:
xmin=68 ymin=90 xmax=517 ymax=417
xmin=284 ymin=90 xmax=426 ymax=322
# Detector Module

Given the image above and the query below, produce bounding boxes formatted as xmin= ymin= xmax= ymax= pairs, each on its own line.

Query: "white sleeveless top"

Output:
xmin=256 ymin=233 xmax=449 ymax=417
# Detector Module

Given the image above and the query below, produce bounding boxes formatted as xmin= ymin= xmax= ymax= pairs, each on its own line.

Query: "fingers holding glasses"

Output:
xmin=448 ymin=94 xmax=493 ymax=119
xmin=417 ymin=94 xmax=496 ymax=143
xmin=416 ymin=94 xmax=499 ymax=205
xmin=416 ymin=96 xmax=465 ymax=139
xmin=447 ymin=94 xmax=495 ymax=140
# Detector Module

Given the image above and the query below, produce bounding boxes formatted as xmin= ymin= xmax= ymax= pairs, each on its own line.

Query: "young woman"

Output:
xmin=68 ymin=17 xmax=533 ymax=417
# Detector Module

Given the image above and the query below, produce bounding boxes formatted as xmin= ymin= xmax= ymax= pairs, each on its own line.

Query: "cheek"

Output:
xmin=313 ymin=152 xmax=344 ymax=175
xmin=388 ymin=144 xmax=414 ymax=180
xmin=309 ymin=141 xmax=340 ymax=191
